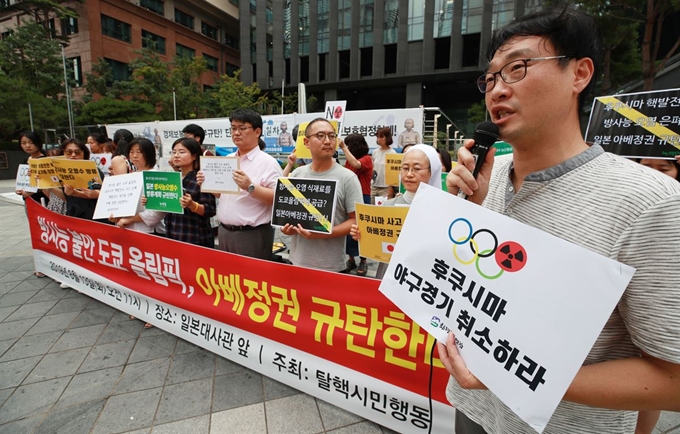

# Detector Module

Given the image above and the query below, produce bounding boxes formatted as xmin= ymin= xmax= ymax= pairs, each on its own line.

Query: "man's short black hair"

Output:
xmin=182 ymin=124 xmax=205 ymax=144
xmin=229 ymin=109 xmax=263 ymax=132
xmin=486 ymin=4 xmax=603 ymax=114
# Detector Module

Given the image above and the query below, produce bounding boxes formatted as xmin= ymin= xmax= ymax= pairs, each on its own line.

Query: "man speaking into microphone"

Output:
xmin=442 ymin=4 xmax=680 ymax=434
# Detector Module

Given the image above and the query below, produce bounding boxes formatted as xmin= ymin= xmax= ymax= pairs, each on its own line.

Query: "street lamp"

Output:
xmin=433 ymin=114 xmax=441 ymax=146
xmin=59 ymin=43 xmax=75 ymax=138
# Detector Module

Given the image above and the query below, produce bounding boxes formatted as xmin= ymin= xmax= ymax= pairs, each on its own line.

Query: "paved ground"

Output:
xmin=0 ymin=179 xmax=678 ymax=434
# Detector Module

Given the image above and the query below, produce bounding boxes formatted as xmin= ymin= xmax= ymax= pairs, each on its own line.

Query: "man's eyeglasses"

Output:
xmin=307 ymin=132 xmax=337 ymax=141
xmin=64 ymin=149 xmax=83 ymax=156
xmin=231 ymin=125 xmax=253 ymax=133
xmin=401 ymin=165 xmax=430 ymax=175
xmin=476 ymin=56 xmax=569 ymax=93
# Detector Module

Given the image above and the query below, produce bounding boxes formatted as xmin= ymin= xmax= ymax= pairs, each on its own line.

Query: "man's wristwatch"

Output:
xmin=247 ymin=183 xmax=255 ymax=194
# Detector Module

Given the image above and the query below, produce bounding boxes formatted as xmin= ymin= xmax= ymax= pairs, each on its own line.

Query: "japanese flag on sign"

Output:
xmin=382 ymin=242 xmax=396 ymax=254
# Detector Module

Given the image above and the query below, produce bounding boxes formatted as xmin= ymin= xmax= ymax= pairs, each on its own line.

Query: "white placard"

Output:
xmin=378 ymin=184 xmax=635 ymax=434
xmin=199 ymin=156 xmax=240 ymax=194
xmin=93 ymin=172 xmax=143 ymax=219
xmin=90 ymin=153 xmax=113 ymax=177
xmin=325 ymin=100 xmax=347 ymax=127
xmin=15 ymin=164 xmax=37 ymax=193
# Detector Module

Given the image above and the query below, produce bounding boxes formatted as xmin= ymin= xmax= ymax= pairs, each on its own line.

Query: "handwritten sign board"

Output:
xmin=93 ymin=172 xmax=143 ymax=219
xmin=143 ymin=171 xmax=183 ymax=214
xmin=271 ymin=177 xmax=337 ymax=234
xmin=199 ymin=156 xmax=240 ymax=194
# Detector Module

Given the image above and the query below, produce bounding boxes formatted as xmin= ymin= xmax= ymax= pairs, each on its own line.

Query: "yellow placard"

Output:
xmin=356 ymin=203 xmax=409 ymax=263
xmin=28 ymin=159 xmax=61 ymax=189
xmin=50 ymin=158 xmax=102 ymax=189
xmin=385 ymin=153 xmax=404 ymax=186
xmin=293 ymin=120 xmax=339 ymax=160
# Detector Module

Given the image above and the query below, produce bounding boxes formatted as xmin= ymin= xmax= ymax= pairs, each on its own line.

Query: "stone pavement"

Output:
xmin=0 ymin=179 xmax=679 ymax=434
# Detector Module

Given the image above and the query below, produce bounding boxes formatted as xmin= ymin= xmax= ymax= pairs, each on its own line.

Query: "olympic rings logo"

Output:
xmin=448 ymin=218 xmax=528 ymax=280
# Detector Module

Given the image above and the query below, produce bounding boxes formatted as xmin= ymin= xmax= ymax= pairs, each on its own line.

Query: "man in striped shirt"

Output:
xmin=442 ymin=5 xmax=680 ymax=434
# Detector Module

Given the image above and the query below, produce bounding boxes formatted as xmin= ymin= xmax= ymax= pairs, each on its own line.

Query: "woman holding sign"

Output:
xmin=350 ymin=144 xmax=442 ymax=279
xmin=60 ymin=139 xmax=103 ymax=220
xmin=339 ymin=133 xmax=373 ymax=276
xmin=165 ymin=138 xmax=216 ymax=248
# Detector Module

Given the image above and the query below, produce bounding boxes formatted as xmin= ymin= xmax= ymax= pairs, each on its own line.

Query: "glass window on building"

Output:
xmin=298 ymin=0 xmax=310 ymax=56
xmin=408 ymin=0 xmax=425 ymax=41
xmin=175 ymin=9 xmax=194 ymax=30
xmin=202 ymin=22 xmax=218 ymax=40
xmin=283 ymin=1 xmax=292 ymax=58
xmin=359 ymin=0 xmax=374 ymax=48
xmin=141 ymin=0 xmax=164 ymax=15
xmin=462 ymin=0 xmax=483 ymax=35
xmin=225 ymin=34 xmax=239 ymax=50
xmin=226 ymin=62 xmax=238 ymax=76
xmin=337 ymin=0 xmax=351 ymax=51
xmin=142 ymin=30 xmax=166 ymax=54
xmin=61 ymin=17 xmax=78 ymax=36
xmin=204 ymin=54 xmax=219 ymax=71
xmin=266 ymin=0 xmax=273 ymax=62
xmin=69 ymin=56 xmax=83 ymax=87
xmin=176 ymin=43 xmax=195 ymax=59
xmin=250 ymin=13 xmax=257 ymax=64
xmin=101 ymin=15 xmax=131 ymax=43
xmin=383 ymin=0 xmax=399 ymax=44
xmin=317 ymin=0 xmax=329 ymax=54
xmin=433 ymin=0 xmax=453 ymax=38
xmin=104 ymin=58 xmax=131 ymax=82
xmin=492 ymin=0 xmax=514 ymax=32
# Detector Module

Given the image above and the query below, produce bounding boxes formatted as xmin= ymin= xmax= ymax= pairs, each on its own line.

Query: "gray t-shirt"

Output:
xmin=446 ymin=145 xmax=680 ymax=434
xmin=289 ymin=163 xmax=363 ymax=272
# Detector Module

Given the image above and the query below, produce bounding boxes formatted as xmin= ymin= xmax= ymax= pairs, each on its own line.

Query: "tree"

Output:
xmin=0 ymin=0 xmax=81 ymax=39
xmin=205 ymin=70 xmax=270 ymax=117
xmin=0 ymin=74 xmax=66 ymax=142
xmin=467 ymin=100 xmax=487 ymax=125
xmin=557 ymin=0 xmax=680 ymax=91
xmin=76 ymin=97 xmax=156 ymax=125
xmin=265 ymin=90 xmax=319 ymax=114
xmin=0 ymin=23 xmax=66 ymax=97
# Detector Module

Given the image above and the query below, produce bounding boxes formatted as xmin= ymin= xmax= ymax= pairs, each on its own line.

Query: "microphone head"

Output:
xmin=473 ymin=121 xmax=500 ymax=147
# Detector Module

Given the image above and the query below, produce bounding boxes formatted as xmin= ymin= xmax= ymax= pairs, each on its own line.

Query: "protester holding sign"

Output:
xmin=444 ymin=5 xmax=680 ymax=434
xmin=281 ymin=118 xmax=363 ymax=272
xmin=43 ymin=148 xmax=67 ymax=216
xmin=60 ymin=139 xmax=103 ymax=221
xmin=339 ymin=134 xmax=374 ymax=276
xmin=351 ymin=144 xmax=442 ymax=279
xmin=111 ymin=139 xmax=165 ymax=234
xmin=16 ymin=131 xmax=49 ymax=207
xmin=165 ymin=138 xmax=216 ymax=248
xmin=211 ymin=109 xmax=282 ymax=260
xmin=371 ymin=127 xmax=397 ymax=204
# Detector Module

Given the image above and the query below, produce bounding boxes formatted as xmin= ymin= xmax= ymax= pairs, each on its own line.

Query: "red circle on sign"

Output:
xmin=494 ymin=241 xmax=527 ymax=272
xmin=334 ymin=106 xmax=343 ymax=119
xmin=100 ymin=157 xmax=107 ymax=165
xmin=387 ymin=244 xmax=394 ymax=252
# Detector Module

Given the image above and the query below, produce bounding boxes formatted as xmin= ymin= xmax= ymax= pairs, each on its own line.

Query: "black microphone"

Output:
xmin=457 ymin=121 xmax=500 ymax=198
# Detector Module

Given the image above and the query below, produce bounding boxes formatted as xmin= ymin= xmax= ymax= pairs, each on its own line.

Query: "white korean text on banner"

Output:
xmin=26 ymin=198 xmax=456 ymax=434
xmin=585 ymin=88 xmax=680 ymax=159
xmin=378 ymin=184 xmax=635 ymax=434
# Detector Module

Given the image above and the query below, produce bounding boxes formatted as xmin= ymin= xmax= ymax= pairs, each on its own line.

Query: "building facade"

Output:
xmin=0 ymin=0 xmax=240 ymax=98
xmin=238 ymin=0 xmax=541 ymax=129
